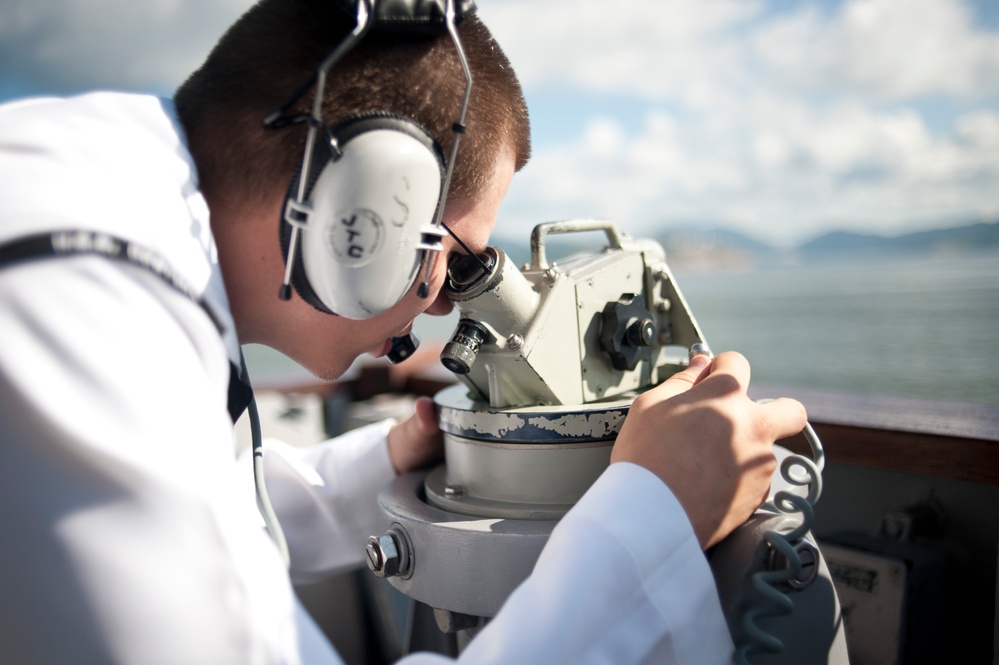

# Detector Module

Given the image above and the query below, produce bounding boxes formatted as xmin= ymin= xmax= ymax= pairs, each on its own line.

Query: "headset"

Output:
xmin=264 ymin=0 xmax=479 ymax=334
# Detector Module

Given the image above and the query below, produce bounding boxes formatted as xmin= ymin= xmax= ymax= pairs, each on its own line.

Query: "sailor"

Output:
xmin=0 ymin=1 xmax=807 ymax=662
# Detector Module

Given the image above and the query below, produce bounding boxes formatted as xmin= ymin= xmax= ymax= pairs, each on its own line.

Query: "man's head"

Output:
xmin=175 ymin=0 xmax=530 ymax=209
xmin=176 ymin=0 xmax=530 ymax=378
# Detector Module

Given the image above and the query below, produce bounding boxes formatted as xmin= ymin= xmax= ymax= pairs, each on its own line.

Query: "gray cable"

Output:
xmin=736 ymin=399 xmax=826 ymax=664
xmin=249 ymin=393 xmax=291 ymax=568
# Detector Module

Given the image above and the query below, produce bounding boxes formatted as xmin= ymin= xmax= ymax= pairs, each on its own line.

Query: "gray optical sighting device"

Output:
xmin=366 ymin=219 xmax=848 ymax=663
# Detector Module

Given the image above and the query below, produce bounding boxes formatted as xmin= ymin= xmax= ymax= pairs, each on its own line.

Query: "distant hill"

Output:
xmin=658 ymin=227 xmax=774 ymax=255
xmin=655 ymin=227 xmax=778 ymax=273
xmin=799 ymin=221 xmax=999 ymax=257
xmin=658 ymin=220 xmax=999 ymax=269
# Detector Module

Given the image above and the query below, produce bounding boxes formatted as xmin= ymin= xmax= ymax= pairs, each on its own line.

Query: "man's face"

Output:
xmin=281 ymin=148 xmax=516 ymax=380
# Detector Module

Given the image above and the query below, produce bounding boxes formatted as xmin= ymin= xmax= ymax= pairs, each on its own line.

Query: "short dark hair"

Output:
xmin=175 ymin=0 xmax=530 ymax=206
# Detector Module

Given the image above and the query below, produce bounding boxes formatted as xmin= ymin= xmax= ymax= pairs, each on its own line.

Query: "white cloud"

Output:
xmin=1 ymin=0 xmax=996 ymax=245
xmin=957 ymin=110 xmax=999 ymax=150
xmin=754 ymin=0 xmax=999 ymax=101
xmin=480 ymin=0 xmax=999 ymax=245
xmin=499 ymin=94 xmax=999 ymax=245
xmin=481 ymin=0 xmax=999 ymax=104
xmin=0 ymin=0 xmax=254 ymax=95
xmin=479 ymin=0 xmax=763 ymax=107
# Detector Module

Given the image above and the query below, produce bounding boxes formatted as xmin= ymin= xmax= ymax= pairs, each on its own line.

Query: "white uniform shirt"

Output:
xmin=0 ymin=92 xmax=733 ymax=664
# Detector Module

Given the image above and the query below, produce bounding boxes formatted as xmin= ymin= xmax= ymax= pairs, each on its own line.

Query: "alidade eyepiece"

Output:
xmin=445 ymin=248 xmax=500 ymax=300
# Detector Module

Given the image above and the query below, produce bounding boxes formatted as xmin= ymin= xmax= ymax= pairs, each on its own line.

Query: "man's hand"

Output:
xmin=610 ymin=352 xmax=807 ymax=549
xmin=386 ymin=396 xmax=444 ymax=474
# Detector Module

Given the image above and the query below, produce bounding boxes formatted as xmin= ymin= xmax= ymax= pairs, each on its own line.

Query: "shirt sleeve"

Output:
xmin=257 ymin=420 xmax=398 ymax=584
xmin=0 ymin=257 xmax=343 ymax=665
xmin=399 ymin=463 xmax=734 ymax=665
xmin=255 ymin=409 xmax=733 ymax=663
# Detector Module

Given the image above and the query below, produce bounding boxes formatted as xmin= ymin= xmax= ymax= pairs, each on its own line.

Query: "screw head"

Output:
xmin=444 ymin=484 xmax=466 ymax=498
xmin=626 ymin=318 xmax=657 ymax=347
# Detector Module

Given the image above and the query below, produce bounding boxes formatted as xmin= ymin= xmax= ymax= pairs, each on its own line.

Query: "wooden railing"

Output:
xmin=755 ymin=385 xmax=999 ymax=485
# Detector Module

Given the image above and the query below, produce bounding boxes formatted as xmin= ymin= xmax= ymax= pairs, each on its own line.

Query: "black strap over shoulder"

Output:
xmin=0 ymin=230 xmax=251 ymax=422
xmin=0 ymin=230 xmax=225 ymax=332
xmin=333 ymin=0 xmax=477 ymax=34
xmin=229 ymin=359 xmax=255 ymax=423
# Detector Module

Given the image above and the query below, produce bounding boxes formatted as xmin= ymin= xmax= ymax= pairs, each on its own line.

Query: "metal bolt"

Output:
xmin=542 ymin=263 xmax=560 ymax=284
xmin=366 ymin=534 xmax=398 ymax=577
xmin=626 ymin=318 xmax=657 ymax=347
xmin=365 ymin=542 xmax=381 ymax=570
xmin=789 ymin=542 xmax=819 ymax=590
xmin=653 ymin=264 xmax=670 ymax=281
xmin=365 ymin=529 xmax=412 ymax=578
xmin=770 ymin=540 xmax=821 ymax=590
xmin=656 ymin=298 xmax=672 ymax=313
xmin=506 ymin=334 xmax=524 ymax=350
xmin=444 ymin=484 xmax=465 ymax=498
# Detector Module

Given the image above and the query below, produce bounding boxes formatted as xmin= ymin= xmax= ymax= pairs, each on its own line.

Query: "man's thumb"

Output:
xmin=413 ymin=395 xmax=440 ymax=436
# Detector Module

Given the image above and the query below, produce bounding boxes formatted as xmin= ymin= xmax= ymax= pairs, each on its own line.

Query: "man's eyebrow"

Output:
xmin=443 ymin=223 xmax=491 ymax=271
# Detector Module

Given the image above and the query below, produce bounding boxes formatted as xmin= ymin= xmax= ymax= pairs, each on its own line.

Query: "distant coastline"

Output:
xmin=662 ymin=220 xmax=999 ymax=274
xmin=492 ymin=220 xmax=999 ymax=275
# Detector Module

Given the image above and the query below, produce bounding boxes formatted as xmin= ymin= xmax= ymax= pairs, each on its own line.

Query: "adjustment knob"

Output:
xmin=440 ymin=319 xmax=490 ymax=375
xmin=600 ymin=294 xmax=657 ymax=371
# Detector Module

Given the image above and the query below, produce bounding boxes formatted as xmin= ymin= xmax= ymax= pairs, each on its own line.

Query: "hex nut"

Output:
xmin=366 ymin=534 xmax=401 ymax=578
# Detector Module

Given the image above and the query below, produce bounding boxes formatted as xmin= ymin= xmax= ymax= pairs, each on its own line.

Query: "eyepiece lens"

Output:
xmin=446 ymin=249 xmax=496 ymax=293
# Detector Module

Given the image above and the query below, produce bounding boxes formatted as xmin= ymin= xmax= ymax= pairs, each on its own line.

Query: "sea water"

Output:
xmin=675 ymin=251 xmax=999 ymax=405
xmin=243 ymin=251 xmax=999 ymax=405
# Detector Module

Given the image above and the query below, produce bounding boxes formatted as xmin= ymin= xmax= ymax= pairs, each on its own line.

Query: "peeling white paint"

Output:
xmin=527 ymin=411 xmax=625 ymax=439
xmin=440 ymin=409 xmax=528 ymax=437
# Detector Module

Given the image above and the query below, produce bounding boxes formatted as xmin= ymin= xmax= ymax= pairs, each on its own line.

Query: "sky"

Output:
xmin=1 ymin=0 xmax=997 ymax=247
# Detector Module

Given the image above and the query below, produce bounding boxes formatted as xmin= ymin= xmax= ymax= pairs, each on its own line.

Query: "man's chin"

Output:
xmin=305 ymin=359 xmax=353 ymax=382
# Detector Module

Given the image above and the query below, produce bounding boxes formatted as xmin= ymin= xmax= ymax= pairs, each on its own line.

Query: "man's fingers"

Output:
xmin=757 ymin=397 xmax=809 ymax=440
xmin=652 ymin=354 xmax=712 ymax=400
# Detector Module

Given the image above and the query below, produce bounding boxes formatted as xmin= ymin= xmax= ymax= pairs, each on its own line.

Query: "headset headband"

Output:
xmin=333 ymin=0 xmax=477 ymax=33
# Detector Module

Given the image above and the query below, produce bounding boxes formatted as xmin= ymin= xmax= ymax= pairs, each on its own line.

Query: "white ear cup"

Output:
xmin=298 ymin=129 xmax=443 ymax=319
